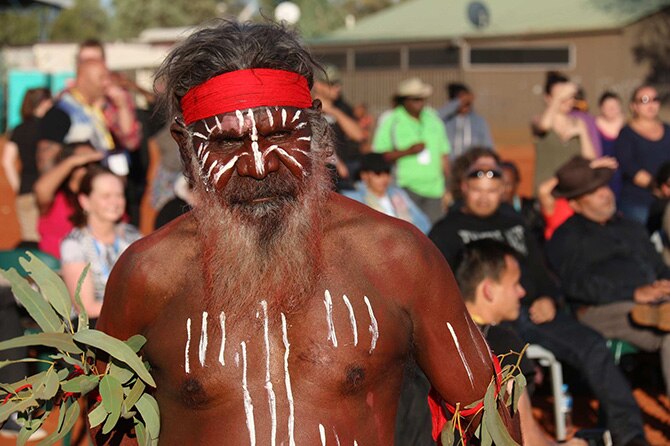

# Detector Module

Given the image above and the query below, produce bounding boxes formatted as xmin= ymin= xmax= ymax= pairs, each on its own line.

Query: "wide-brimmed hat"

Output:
xmin=315 ymin=64 xmax=342 ymax=84
xmin=395 ymin=77 xmax=433 ymax=98
xmin=552 ymin=156 xmax=614 ymax=199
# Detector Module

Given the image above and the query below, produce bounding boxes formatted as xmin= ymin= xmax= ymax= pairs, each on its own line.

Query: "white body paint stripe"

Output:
xmin=334 ymin=429 xmax=341 ymax=446
xmin=364 ymin=296 xmax=378 ymax=354
xmin=291 ymin=110 xmax=301 ymax=122
xmin=199 ymin=312 xmax=208 ymax=367
xmin=297 ymin=136 xmax=311 ymax=141
xmin=295 ymin=122 xmax=307 ymax=129
xmin=214 ymin=115 xmax=222 ymax=131
xmin=241 ymin=341 xmax=256 ymax=446
xmin=204 ymin=120 xmax=213 ymax=135
xmin=342 ymin=295 xmax=358 ymax=346
xmin=236 ymin=109 xmax=245 ymax=130
xmin=447 ymin=322 xmax=475 ymax=388
xmin=281 ymin=108 xmax=287 ymax=126
xmin=185 ymin=318 xmax=191 ymax=374
xmin=281 ymin=313 xmax=296 ymax=446
xmin=202 ymin=150 xmax=210 ymax=165
xmin=265 ymin=145 xmax=304 ymax=171
xmin=319 ymin=424 xmax=326 ymax=446
xmin=207 ymin=160 xmax=219 ymax=179
xmin=218 ymin=311 xmax=226 ymax=366
xmin=248 ymin=109 xmax=264 ymax=175
xmin=214 ymin=155 xmax=239 ymax=184
xmin=261 ymin=301 xmax=277 ymax=446
xmin=193 ymin=131 xmax=208 ymax=140
xmin=467 ymin=317 xmax=489 ymax=364
xmin=324 ymin=290 xmax=338 ymax=347
xmin=266 ymin=108 xmax=274 ymax=127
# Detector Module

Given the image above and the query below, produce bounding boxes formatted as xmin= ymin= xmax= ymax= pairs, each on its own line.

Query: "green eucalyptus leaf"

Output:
xmin=1 ymin=371 xmax=47 ymax=395
xmin=73 ymin=263 xmax=90 ymax=331
xmin=20 ymin=253 xmax=72 ymax=328
xmin=0 ymin=358 xmax=52 ymax=370
xmin=37 ymin=398 xmax=80 ymax=446
xmin=109 ymin=360 xmax=134 ymax=385
xmin=17 ymin=411 xmax=49 ymax=446
xmin=512 ymin=373 xmax=526 ymax=414
xmin=135 ymin=393 xmax=160 ymax=440
xmin=0 ymin=332 xmax=82 ymax=354
xmin=125 ymin=334 xmax=147 ymax=353
xmin=134 ymin=417 xmax=148 ymax=446
xmin=440 ymin=418 xmax=455 ymax=446
xmin=33 ymin=368 xmax=60 ymax=400
xmin=0 ymin=394 xmax=40 ymax=424
xmin=57 ymin=368 xmax=70 ymax=380
xmin=0 ymin=268 xmax=62 ymax=333
xmin=60 ymin=374 xmax=99 ymax=395
xmin=483 ymin=378 xmax=519 ymax=446
xmin=100 ymin=374 xmax=124 ymax=434
xmin=49 ymin=353 xmax=83 ymax=368
xmin=88 ymin=403 xmax=108 ymax=428
xmin=480 ymin=419 xmax=493 ymax=446
xmin=123 ymin=379 xmax=146 ymax=411
xmin=73 ymin=330 xmax=155 ymax=387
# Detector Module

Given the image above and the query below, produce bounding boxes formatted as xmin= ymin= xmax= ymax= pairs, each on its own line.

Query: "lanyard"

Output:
xmin=91 ymin=232 xmax=120 ymax=283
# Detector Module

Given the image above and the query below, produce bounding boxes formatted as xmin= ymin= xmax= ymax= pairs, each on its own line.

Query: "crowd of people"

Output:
xmin=1 ymin=22 xmax=669 ymax=446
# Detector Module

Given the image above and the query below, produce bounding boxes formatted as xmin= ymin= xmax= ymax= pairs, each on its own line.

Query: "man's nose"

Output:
xmin=236 ymin=148 xmax=280 ymax=179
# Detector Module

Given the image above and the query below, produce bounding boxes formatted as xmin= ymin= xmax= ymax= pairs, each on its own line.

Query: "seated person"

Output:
xmin=499 ymin=160 xmax=545 ymax=247
xmin=343 ymin=153 xmax=430 ymax=234
xmin=60 ymin=166 xmax=141 ymax=323
xmin=547 ymin=155 xmax=670 ymax=400
xmin=455 ymin=239 xmax=585 ymax=446
xmin=429 ymin=153 xmax=649 ymax=446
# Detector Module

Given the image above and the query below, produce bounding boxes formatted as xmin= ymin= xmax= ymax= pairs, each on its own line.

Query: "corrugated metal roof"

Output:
xmin=315 ymin=0 xmax=670 ymax=44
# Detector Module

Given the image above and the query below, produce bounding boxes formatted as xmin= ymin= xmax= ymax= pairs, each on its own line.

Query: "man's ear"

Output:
xmin=171 ymin=117 xmax=194 ymax=174
xmin=481 ymin=278 xmax=495 ymax=302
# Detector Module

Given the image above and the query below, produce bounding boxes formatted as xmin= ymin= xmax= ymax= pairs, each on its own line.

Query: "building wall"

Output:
xmin=312 ymin=21 xmax=653 ymax=195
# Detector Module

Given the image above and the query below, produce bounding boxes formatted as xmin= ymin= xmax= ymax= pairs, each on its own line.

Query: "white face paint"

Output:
xmin=241 ymin=341 xmax=256 ymax=446
xmin=218 ymin=311 xmax=226 ymax=366
xmin=342 ymin=295 xmax=358 ymax=346
xmin=324 ymin=290 xmax=338 ymax=347
xmin=297 ymin=136 xmax=311 ymax=142
xmin=281 ymin=108 xmax=288 ymax=127
xmin=266 ymin=107 xmax=274 ymax=127
xmin=199 ymin=312 xmax=208 ymax=367
xmin=447 ymin=322 xmax=475 ymax=388
xmin=281 ymin=313 xmax=296 ymax=446
xmin=184 ymin=318 xmax=191 ymax=374
xmin=319 ymin=424 xmax=326 ymax=446
xmin=264 ymin=145 xmax=305 ymax=174
xmin=261 ymin=301 xmax=277 ymax=446
xmin=291 ymin=110 xmax=301 ymax=122
xmin=363 ymin=296 xmax=379 ymax=354
xmin=248 ymin=108 xmax=265 ymax=176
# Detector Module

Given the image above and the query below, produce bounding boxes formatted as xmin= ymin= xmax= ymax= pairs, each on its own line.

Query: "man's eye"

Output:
xmin=211 ymin=135 xmax=244 ymax=147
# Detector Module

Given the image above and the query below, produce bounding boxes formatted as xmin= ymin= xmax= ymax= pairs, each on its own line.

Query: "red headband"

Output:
xmin=180 ymin=68 xmax=313 ymax=125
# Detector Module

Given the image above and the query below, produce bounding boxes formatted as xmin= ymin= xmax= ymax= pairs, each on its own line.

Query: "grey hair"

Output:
xmin=155 ymin=19 xmax=323 ymax=119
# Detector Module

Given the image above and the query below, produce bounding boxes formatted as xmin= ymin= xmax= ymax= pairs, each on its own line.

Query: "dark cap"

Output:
xmin=360 ymin=153 xmax=391 ymax=174
xmin=552 ymin=156 xmax=614 ymax=199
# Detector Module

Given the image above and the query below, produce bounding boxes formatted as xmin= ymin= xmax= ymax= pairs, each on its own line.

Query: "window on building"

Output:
xmin=354 ymin=49 xmax=401 ymax=70
xmin=313 ymin=52 xmax=347 ymax=69
xmin=408 ymin=46 xmax=460 ymax=68
xmin=469 ymin=47 xmax=571 ymax=66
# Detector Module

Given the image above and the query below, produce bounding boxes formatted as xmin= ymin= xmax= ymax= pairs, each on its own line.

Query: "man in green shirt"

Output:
xmin=373 ymin=77 xmax=451 ymax=223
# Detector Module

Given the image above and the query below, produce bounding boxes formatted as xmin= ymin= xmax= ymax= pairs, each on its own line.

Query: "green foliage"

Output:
xmin=0 ymin=253 xmax=158 ymax=443
xmin=49 ymin=0 xmax=110 ymax=42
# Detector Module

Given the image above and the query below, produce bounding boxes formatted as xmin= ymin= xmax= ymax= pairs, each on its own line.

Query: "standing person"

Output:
xmin=439 ymin=82 xmax=494 ymax=159
xmin=60 ymin=167 xmax=140 ymax=324
xmin=37 ymin=60 xmax=112 ymax=173
xmin=615 ymin=84 xmax=670 ymax=224
xmin=93 ymin=21 xmax=519 ymax=445
xmin=532 ymin=71 xmax=595 ymax=192
xmin=1 ymin=88 xmax=52 ymax=244
xmin=373 ymin=77 xmax=451 ymax=223
xmin=596 ymin=91 xmax=625 ymax=197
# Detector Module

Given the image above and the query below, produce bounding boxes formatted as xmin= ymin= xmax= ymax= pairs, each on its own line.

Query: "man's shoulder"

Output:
xmin=329 ymin=192 xmax=431 ymax=256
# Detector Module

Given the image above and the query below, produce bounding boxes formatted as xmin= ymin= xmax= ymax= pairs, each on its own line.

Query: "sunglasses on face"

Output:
xmin=467 ymin=169 xmax=502 ymax=179
xmin=636 ymin=95 xmax=660 ymax=104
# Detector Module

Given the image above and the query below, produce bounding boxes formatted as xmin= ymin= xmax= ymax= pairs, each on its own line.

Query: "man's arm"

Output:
xmin=405 ymin=233 xmax=520 ymax=440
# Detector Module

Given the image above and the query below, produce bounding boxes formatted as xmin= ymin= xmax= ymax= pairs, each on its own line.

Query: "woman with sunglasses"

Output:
xmin=614 ymin=85 xmax=670 ymax=224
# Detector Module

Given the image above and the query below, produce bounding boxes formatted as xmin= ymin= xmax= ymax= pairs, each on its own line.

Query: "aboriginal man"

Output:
xmin=94 ymin=21 xmax=518 ymax=445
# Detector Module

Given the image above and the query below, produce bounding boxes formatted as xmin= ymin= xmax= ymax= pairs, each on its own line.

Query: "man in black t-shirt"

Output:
xmin=428 ymin=155 xmax=648 ymax=446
